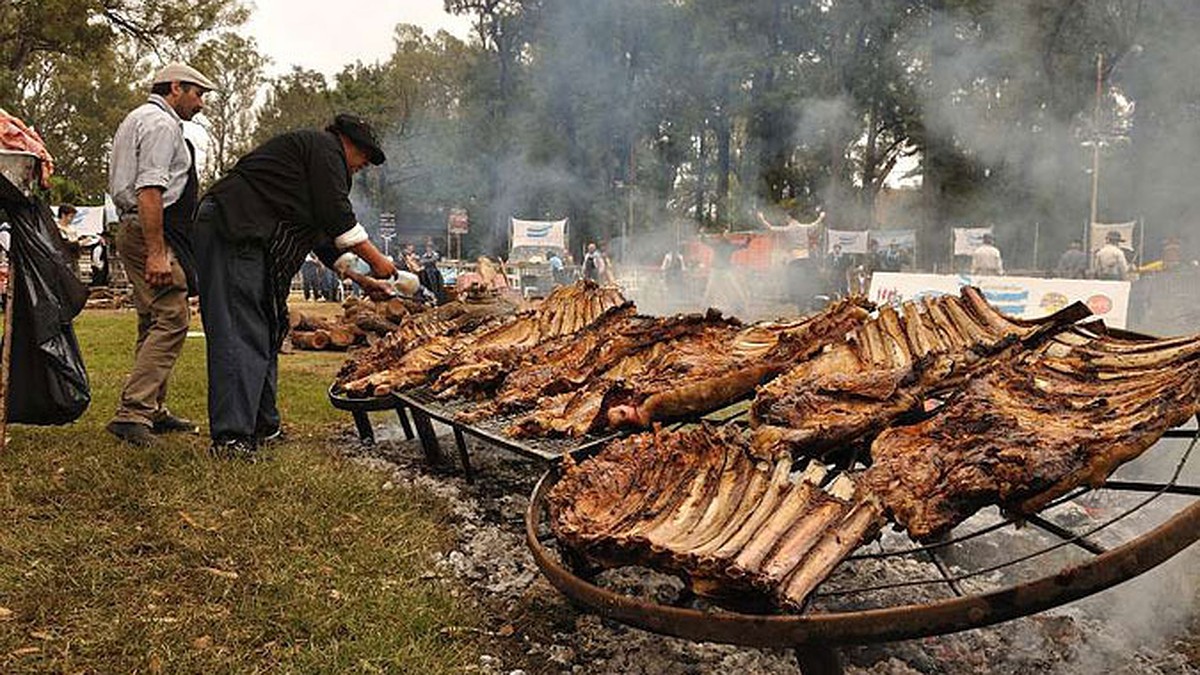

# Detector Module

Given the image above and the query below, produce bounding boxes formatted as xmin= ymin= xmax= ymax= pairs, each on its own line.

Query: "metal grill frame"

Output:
xmin=524 ymin=426 xmax=1200 ymax=650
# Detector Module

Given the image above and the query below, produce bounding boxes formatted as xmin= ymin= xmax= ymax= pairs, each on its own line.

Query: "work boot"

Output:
xmin=208 ymin=436 xmax=262 ymax=462
xmin=106 ymin=420 xmax=156 ymax=447
xmin=151 ymin=410 xmax=199 ymax=435
xmin=256 ymin=424 xmax=284 ymax=445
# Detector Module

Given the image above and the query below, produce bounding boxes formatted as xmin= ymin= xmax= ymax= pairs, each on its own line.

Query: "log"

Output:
xmin=328 ymin=326 xmax=356 ymax=349
xmin=290 ymin=312 xmax=332 ymax=332
xmin=292 ymin=330 xmax=331 ymax=350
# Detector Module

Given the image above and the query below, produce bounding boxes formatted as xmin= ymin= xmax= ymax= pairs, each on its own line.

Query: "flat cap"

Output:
xmin=327 ymin=113 xmax=386 ymax=165
xmin=152 ymin=62 xmax=218 ymax=92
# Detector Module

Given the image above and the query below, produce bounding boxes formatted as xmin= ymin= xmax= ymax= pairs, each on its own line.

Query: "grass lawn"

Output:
xmin=0 ymin=304 xmax=481 ymax=673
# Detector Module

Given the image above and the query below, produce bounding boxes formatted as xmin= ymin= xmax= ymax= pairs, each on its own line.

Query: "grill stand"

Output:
xmin=327 ymin=387 xmax=416 ymax=445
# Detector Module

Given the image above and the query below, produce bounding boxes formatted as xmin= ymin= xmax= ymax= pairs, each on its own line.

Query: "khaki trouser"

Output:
xmin=112 ymin=214 xmax=190 ymax=427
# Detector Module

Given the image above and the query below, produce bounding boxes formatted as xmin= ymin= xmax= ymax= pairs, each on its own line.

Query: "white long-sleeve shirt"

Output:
xmin=970 ymin=244 xmax=1004 ymax=276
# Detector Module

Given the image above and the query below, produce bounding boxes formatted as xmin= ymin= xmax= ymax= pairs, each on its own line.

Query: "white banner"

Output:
xmin=1089 ymin=221 xmax=1136 ymax=253
xmin=867 ymin=272 xmax=1131 ymax=329
xmin=54 ymin=204 xmax=106 ymax=237
xmin=952 ymin=227 xmax=993 ymax=256
xmin=871 ymin=229 xmax=917 ymax=251
xmin=510 ymin=217 xmax=567 ymax=250
xmin=827 ymin=229 xmax=870 ymax=254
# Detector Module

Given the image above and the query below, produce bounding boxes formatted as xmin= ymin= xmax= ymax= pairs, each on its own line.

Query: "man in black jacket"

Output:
xmin=193 ymin=114 xmax=397 ymax=458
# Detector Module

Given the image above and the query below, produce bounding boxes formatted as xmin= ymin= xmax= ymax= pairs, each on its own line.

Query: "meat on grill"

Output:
xmin=453 ymin=307 xmax=732 ymax=420
xmin=334 ymin=291 xmax=519 ymax=397
xmin=431 ymin=281 xmax=628 ymax=396
xmin=862 ymin=323 xmax=1200 ymax=541
xmin=750 ymin=287 xmax=1090 ymax=458
xmin=548 ymin=426 xmax=883 ymax=611
xmin=336 ymin=280 xmax=623 ymax=398
xmin=507 ymin=297 xmax=872 ymax=438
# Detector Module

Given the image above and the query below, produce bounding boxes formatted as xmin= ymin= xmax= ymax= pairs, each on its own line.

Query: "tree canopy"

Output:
xmin=3 ymin=0 xmax=1197 ymax=266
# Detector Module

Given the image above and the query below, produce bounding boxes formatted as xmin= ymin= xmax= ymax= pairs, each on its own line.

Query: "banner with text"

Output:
xmin=952 ymin=227 xmax=994 ymax=256
xmin=510 ymin=218 xmax=567 ymax=250
xmin=867 ymin=272 xmax=1131 ymax=329
xmin=826 ymin=229 xmax=870 ymax=254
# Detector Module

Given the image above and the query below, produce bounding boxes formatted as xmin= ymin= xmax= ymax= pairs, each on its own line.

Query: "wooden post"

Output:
xmin=0 ymin=257 xmax=15 ymax=451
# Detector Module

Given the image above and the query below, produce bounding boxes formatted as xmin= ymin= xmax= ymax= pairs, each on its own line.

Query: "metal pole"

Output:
xmin=1087 ymin=53 xmax=1103 ymax=265
xmin=0 ymin=256 xmax=16 ymax=452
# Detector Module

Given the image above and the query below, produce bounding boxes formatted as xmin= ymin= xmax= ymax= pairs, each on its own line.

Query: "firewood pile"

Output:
xmin=289 ymin=295 xmax=421 ymax=351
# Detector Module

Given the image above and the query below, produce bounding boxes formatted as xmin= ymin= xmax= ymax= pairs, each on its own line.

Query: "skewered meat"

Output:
xmin=750 ymin=287 xmax=1090 ymax=457
xmin=548 ymin=426 xmax=883 ymax=611
xmin=510 ymin=297 xmax=873 ymax=438
xmin=862 ymin=323 xmax=1200 ymax=541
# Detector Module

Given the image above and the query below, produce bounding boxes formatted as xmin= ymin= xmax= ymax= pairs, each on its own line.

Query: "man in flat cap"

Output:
xmin=106 ymin=62 xmax=215 ymax=446
xmin=192 ymin=114 xmax=397 ymax=458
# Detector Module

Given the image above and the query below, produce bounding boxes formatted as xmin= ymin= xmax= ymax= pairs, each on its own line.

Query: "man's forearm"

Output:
xmin=137 ymin=188 xmax=167 ymax=255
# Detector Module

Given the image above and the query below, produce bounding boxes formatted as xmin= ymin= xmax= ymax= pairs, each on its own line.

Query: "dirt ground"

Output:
xmin=348 ymin=419 xmax=1200 ymax=675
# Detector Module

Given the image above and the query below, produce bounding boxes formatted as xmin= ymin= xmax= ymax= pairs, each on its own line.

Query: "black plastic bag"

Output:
xmin=3 ymin=199 xmax=90 ymax=424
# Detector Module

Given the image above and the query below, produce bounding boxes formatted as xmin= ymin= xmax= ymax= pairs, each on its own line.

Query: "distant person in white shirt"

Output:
xmin=1094 ymin=230 xmax=1130 ymax=280
xmin=970 ymin=232 xmax=1004 ymax=276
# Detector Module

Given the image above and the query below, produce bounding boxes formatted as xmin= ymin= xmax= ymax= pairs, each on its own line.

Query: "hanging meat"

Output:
xmin=548 ymin=426 xmax=884 ymax=612
xmin=750 ymin=287 xmax=1090 ymax=458
xmin=862 ymin=323 xmax=1200 ymax=541
xmin=509 ymin=297 xmax=873 ymax=438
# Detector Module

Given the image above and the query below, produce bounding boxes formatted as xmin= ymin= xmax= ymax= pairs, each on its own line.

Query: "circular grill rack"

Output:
xmin=524 ymin=426 xmax=1200 ymax=648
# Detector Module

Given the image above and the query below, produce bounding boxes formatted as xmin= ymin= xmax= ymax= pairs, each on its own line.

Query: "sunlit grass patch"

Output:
xmin=0 ymin=309 xmax=479 ymax=673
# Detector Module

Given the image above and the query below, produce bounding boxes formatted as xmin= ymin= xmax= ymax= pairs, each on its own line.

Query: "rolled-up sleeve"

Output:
xmin=135 ymin=118 xmax=180 ymax=191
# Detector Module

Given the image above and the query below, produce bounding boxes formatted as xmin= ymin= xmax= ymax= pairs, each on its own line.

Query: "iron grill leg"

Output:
xmin=352 ymin=411 xmax=375 ymax=445
xmin=394 ymin=403 xmax=415 ymax=440
xmin=410 ymin=409 xmax=445 ymax=466
xmin=453 ymin=427 xmax=475 ymax=484
xmin=795 ymin=646 xmax=844 ymax=675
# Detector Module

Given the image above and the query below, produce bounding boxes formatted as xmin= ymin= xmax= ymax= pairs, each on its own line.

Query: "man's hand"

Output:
xmin=145 ymin=250 xmax=173 ymax=287
xmin=360 ymin=276 xmax=397 ymax=302
xmin=349 ymin=240 xmax=397 ymax=278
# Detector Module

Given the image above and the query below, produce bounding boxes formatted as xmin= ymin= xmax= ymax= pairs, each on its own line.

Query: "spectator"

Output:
xmin=661 ymin=248 xmax=687 ymax=298
xmin=1162 ymin=237 xmax=1182 ymax=270
xmin=581 ymin=242 xmax=605 ymax=282
xmin=548 ymin=249 xmax=567 ymax=286
xmin=878 ymin=241 xmax=907 ymax=272
xmin=90 ymin=232 xmax=110 ymax=287
xmin=1094 ymin=230 xmax=1130 ymax=281
xmin=826 ymin=243 xmax=849 ymax=297
xmin=970 ymin=233 xmax=1004 ymax=276
xmin=300 ymin=252 xmax=322 ymax=300
xmin=1054 ymin=240 xmax=1088 ymax=279
xmin=419 ymin=237 xmax=445 ymax=304
xmin=56 ymin=204 xmax=79 ymax=245
xmin=702 ymin=226 xmax=750 ymax=312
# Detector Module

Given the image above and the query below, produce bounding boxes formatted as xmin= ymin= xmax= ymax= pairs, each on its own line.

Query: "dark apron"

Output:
xmin=163 ymin=138 xmax=200 ymax=295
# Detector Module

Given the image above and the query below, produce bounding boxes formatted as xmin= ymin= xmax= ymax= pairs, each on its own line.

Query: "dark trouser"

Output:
xmin=301 ymin=263 xmax=319 ymax=300
xmin=194 ymin=200 xmax=280 ymax=442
